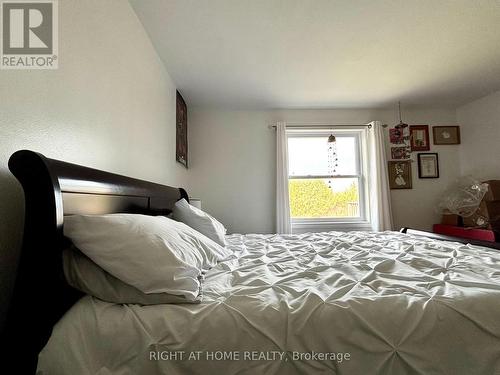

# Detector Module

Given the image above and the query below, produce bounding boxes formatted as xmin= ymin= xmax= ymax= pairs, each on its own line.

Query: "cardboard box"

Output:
xmin=463 ymin=200 xmax=500 ymax=229
xmin=462 ymin=213 xmax=490 ymax=228
xmin=483 ymin=201 xmax=500 ymax=223
xmin=441 ymin=214 xmax=462 ymax=226
xmin=482 ymin=180 xmax=500 ymax=201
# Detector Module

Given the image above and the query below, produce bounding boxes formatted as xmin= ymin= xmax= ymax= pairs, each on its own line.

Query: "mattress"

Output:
xmin=37 ymin=231 xmax=500 ymax=374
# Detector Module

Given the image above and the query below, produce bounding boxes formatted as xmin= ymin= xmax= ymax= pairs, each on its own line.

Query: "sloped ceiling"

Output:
xmin=130 ymin=0 xmax=500 ymax=109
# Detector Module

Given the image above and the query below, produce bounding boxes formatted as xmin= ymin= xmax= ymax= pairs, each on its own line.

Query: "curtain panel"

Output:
xmin=276 ymin=122 xmax=292 ymax=234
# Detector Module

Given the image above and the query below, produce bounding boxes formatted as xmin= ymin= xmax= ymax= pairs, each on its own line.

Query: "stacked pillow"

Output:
xmin=63 ymin=213 xmax=231 ymax=305
xmin=172 ymin=198 xmax=227 ymax=246
xmin=63 ymin=247 xmax=203 ymax=305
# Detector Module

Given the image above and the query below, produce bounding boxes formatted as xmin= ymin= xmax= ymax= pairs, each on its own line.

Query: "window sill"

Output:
xmin=291 ymin=220 xmax=372 ymax=234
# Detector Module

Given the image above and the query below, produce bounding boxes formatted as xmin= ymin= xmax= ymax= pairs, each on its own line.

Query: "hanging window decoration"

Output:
xmin=327 ymin=134 xmax=337 ymax=189
xmin=389 ymin=102 xmax=411 ymax=160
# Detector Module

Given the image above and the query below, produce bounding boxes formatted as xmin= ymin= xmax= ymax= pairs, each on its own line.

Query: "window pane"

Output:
xmin=288 ymin=136 xmax=357 ymax=176
xmin=336 ymin=137 xmax=357 ymax=175
xmin=289 ymin=178 xmax=360 ymax=218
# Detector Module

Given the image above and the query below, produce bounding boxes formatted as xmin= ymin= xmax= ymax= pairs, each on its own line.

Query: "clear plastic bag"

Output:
xmin=437 ymin=176 xmax=488 ymax=217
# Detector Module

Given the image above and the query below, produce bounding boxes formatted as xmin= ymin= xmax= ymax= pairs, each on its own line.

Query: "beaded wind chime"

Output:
xmin=395 ymin=101 xmax=411 ymax=157
xmin=327 ymin=134 xmax=337 ymax=190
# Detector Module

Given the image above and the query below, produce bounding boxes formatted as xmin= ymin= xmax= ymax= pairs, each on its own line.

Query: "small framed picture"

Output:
xmin=391 ymin=147 xmax=410 ymax=160
xmin=409 ymin=125 xmax=430 ymax=151
xmin=433 ymin=126 xmax=460 ymax=145
xmin=176 ymin=91 xmax=188 ymax=168
xmin=389 ymin=128 xmax=404 ymax=144
xmin=417 ymin=153 xmax=439 ymax=178
xmin=388 ymin=160 xmax=412 ymax=189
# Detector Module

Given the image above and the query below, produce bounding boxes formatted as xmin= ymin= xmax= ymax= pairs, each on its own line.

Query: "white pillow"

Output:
xmin=173 ymin=199 xmax=227 ymax=246
xmin=63 ymin=214 xmax=229 ymax=300
xmin=63 ymin=247 xmax=202 ymax=305
xmin=169 ymin=217 xmax=232 ymax=268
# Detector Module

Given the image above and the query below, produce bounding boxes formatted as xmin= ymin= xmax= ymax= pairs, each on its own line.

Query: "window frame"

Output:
xmin=287 ymin=128 xmax=371 ymax=231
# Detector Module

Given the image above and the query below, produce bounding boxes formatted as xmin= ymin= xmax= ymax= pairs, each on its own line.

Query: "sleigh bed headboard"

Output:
xmin=2 ymin=150 xmax=189 ymax=373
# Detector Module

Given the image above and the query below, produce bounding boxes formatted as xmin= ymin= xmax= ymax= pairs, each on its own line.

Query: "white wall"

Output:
xmin=457 ymin=90 xmax=500 ymax=179
xmin=0 ymin=0 xmax=187 ymax=329
xmin=188 ymin=108 xmax=459 ymax=235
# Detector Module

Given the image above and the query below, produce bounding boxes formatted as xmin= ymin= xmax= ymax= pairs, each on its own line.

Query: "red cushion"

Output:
xmin=433 ymin=224 xmax=495 ymax=242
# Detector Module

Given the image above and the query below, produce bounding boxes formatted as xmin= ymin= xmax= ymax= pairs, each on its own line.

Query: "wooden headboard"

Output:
xmin=2 ymin=150 xmax=189 ymax=373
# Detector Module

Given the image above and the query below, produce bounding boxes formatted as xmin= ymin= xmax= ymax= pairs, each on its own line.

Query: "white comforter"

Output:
xmin=37 ymin=231 xmax=500 ymax=374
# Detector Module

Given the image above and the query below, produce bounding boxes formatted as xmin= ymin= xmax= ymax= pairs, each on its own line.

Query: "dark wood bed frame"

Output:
xmin=2 ymin=150 xmax=498 ymax=373
xmin=2 ymin=150 xmax=188 ymax=373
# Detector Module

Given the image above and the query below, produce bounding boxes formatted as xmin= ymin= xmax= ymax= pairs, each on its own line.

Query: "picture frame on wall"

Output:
xmin=390 ymin=146 xmax=410 ymax=160
xmin=388 ymin=160 xmax=412 ymax=189
xmin=409 ymin=125 xmax=430 ymax=151
xmin=176 ymin=90 xmax=188 ymax=168
xmin=433 ymin=126 xmax=460 ymax=145
xmin=389 ymin=128 xmax=404 ymax=144
xmin=417 ymin=153 xmax=439 ymax=178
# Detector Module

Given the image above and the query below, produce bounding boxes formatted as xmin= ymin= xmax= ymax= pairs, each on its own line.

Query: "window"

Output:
xmin=288 ymin=128 xmax=369 ymax=231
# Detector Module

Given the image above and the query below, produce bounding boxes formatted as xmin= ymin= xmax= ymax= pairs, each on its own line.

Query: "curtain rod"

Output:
xmin=268 ymin=123 xmax=388 ymax=130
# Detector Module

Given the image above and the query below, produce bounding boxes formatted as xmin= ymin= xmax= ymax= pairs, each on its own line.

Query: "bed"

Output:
xmin=4 ymin=150 xmax=500 ymax=374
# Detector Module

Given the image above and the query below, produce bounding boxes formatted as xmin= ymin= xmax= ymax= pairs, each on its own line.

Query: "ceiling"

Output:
xmin=129 ymin=0 xmax=500 ymax=109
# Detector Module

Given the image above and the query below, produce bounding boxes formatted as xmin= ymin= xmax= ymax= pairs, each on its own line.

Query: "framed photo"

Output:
xmin=176 ymin=90 xmax=188 ymax=168
xmin=388 ymin=160 xmax=412 ymax=189
xmin=417 ymin=153 xmax=439 ymax=178
xmin=409 ymin=125 xmax=430 ymax=151
xmin=391 ymin=146 xmax=410 ymax=160
xmin=433 ymin=126 xmax=460 ymax=145
xmin=389 ymin=128 xmax=404 ymax=144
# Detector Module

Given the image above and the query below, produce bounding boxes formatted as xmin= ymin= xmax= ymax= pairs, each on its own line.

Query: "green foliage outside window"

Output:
xmin=289 ymin=179 xmax=359 ymax=218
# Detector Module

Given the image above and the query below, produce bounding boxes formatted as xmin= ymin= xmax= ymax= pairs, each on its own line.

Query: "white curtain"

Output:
xmin=368 ymin=121 xmax=394 ymax=231
xmin=276 ymin=121 xmax=292 ymax=234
